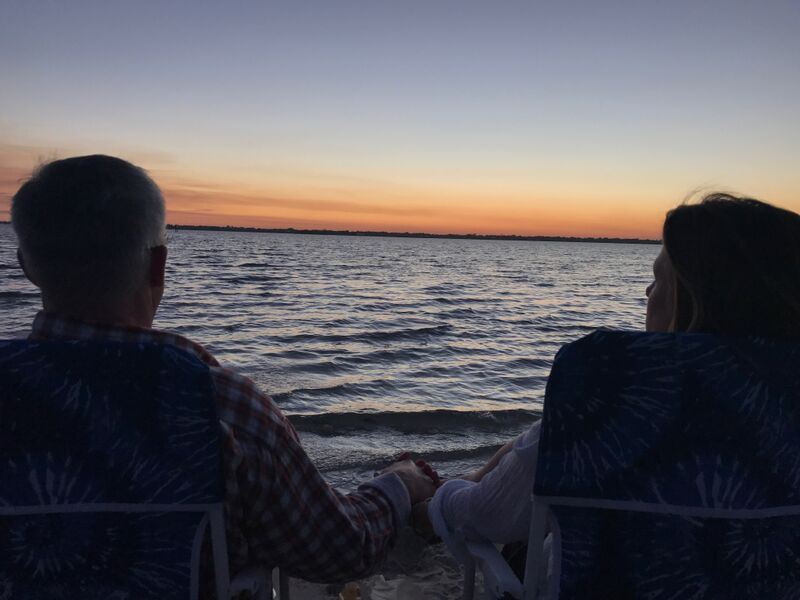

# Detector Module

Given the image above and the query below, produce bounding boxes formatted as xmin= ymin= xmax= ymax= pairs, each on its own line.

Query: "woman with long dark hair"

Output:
xmin=650 ymin=193 xmax=800 ymax=336
xmin=419 ymin=193 xmax=800 ymax=580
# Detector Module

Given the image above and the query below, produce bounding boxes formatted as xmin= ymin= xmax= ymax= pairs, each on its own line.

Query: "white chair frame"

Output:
xmin=464 ymin=493 xmax=800 ymax=599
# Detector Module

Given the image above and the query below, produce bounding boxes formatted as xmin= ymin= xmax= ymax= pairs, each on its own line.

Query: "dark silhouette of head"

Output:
xmin=11 ymin=154 xmax=167 ymax=327
xmin=662 ymin=193 xmax=800 ymax=337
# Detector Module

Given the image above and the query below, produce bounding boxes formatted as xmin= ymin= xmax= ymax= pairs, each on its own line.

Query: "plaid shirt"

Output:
xmin=29 ymin=312 xmax=410 ymax=583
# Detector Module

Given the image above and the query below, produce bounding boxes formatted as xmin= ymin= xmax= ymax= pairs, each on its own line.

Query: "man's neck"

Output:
xmin=41 ymin=298 xmax=154 ymax=330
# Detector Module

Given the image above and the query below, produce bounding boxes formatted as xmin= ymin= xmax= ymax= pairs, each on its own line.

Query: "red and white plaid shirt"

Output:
xmin=29 ymin=311 xmax=410 ymax=583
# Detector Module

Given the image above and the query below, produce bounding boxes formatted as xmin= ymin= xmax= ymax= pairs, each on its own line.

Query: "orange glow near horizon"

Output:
xmin=0 ymin=144 xmax=667 ymax=239
xmin=150 ymin=164 xmax=671 ymax=238
xmin=1 ymin=143 xmax=798 ymax=241
xmin=161 ymin=188 xmax=665 ymax=239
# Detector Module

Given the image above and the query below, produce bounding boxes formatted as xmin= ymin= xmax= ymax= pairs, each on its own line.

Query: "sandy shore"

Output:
xmin=287 ymin=528 xmax=477 ymax=599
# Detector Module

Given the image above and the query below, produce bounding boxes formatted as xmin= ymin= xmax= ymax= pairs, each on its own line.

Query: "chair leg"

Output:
xmin=279 ymin=569 xmax=290 ymax=600
xmin=463 ymin=560 xmax=475 ymax=600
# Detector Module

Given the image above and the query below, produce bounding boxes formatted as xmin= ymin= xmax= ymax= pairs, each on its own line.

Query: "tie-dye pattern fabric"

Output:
xmin=0 ymin=340 xmax=223 ymax=599
xmin=535 ymin=330 xmax=800 ymax=600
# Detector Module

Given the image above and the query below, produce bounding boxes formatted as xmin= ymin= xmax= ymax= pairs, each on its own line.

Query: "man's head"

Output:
xmin=11 ymin=155 xmax=168 ymax=327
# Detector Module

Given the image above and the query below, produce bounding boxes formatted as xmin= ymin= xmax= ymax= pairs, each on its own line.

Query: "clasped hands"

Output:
xmin=378 ymin=452 xmax=445 ymax=539
xmin=379 ymin=452 xmax=440 ymax=503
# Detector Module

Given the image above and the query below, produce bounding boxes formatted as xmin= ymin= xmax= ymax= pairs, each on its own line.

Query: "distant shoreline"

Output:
xmin=0 ymin=220 xmax=660 ymax=244
xmin=165 ymin=224 xmax=660 ymax=245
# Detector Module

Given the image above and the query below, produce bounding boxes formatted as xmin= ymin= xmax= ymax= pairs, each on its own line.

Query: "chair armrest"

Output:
xmin=229 ymin=566 xmax=272 ymax=599
xmin=464 ymin=541 xmax=524 ymax=600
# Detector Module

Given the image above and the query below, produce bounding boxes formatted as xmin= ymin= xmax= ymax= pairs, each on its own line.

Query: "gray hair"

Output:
xmin=11 ymin=155 xmax=166 ymax=301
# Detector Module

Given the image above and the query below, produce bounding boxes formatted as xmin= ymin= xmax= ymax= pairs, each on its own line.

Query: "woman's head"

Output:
xmin=645 ymin=193 xmax=800 ymax=338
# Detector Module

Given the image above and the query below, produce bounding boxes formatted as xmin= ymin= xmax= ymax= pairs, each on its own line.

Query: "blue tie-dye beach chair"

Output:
xmin=462 ymin=330 xmax=800 ymax=600
xmin=0 ymin=339 xmax=279 ymax=600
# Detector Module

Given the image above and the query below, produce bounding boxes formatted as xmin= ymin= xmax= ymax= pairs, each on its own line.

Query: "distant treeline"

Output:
xmin=166 ymin=224 xmax=660 ymax=245
xmin=1 ymin=221 xmax=659 ymax=243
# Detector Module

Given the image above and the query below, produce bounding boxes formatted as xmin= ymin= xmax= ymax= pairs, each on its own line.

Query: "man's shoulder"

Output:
xmin=145 ymin=326 xmax=297 ymax=447
xmin=208 ymin=364 xmax=297 ymax=446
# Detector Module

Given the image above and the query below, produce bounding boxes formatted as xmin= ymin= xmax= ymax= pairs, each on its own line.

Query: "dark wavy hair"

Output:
xmin=662 ymin=193 xmax=800 ymax=338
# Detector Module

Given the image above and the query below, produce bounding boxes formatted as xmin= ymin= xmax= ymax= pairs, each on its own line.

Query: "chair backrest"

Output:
xmin=0 ymin=339 xmax=227 ymax=600
xmin=529 ymin=330 xmax=800 ymax=600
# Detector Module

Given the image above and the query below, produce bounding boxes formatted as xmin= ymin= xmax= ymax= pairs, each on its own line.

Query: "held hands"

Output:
xmin=378 ymin=453 xmax=442 ymax=541
xmin=380 ymin=459 xmax=437 ymax=504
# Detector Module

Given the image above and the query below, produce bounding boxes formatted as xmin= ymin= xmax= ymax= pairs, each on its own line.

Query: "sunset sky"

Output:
xmin=1 ymin=1 xmax=798 ymax=238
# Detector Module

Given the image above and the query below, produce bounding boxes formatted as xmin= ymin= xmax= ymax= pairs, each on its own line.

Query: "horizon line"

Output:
xmin=165 ymin=223 xmax=661 ymax=244
xmin=0 ymin=220 xmax=662 ymax=244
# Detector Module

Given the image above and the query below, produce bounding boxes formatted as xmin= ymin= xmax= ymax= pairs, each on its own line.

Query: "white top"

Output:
xmin=428 ymin=421 xmax=541 ymax=558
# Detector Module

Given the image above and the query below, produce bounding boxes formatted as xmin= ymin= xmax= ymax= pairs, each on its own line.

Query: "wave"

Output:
xmin=272 ymin=324 xmax=452 ymax=345
xmin=434 ymin=307 xmax=478 ymax=318
xmin=222 ymin=274 xmax=286 ymax=284
xmin=503 ymin=357 xmax=552 ymax=369
xmin=271 ymin=349 xmax=325 ymax=360
xmin=0 ymin=290 xmax=39 ymax=300
xmin=236 ymin=261 xmax=276 ymax=268
xmin=289 ymin=407 xmax=540 ymax=435
xmin=422 ymin=284 xmax=457 ymax=294
xmin=284 ymin=359 xmax=345 ymax=375
xmin=332 ymin=345 xmax=454 ymax=366
xmin=273 ymin=379 xmax=397 ymax=402
xmin=318 ymin=443 xmax=518 ymax=474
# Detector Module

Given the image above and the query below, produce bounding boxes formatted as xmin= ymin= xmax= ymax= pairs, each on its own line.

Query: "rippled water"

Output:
xmin=0 ymin=224 xmax=659 ymax=485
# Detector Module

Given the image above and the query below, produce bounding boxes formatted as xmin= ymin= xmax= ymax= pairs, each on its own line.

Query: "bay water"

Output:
xmin=0 ymin=224 xmax=658 ymax=488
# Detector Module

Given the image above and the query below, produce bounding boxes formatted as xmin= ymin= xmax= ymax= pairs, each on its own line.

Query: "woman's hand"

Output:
xmin=459 ymin=439 xmax=516 ymax=483
xmin=461 ymin=469 xmax=483 ymax=483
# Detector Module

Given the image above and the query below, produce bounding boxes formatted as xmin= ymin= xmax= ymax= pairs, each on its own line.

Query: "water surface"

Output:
xmin=0 ymin=224 xmax=659 ymax=485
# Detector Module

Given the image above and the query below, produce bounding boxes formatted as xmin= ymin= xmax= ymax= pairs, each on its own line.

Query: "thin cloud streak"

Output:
xmin=161 ymin=183 xmax=446 ymax=219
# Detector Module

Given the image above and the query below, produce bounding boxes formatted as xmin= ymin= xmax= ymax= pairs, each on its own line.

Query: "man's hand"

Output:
xmin=380 ymin=459 xmax=437 ymax=504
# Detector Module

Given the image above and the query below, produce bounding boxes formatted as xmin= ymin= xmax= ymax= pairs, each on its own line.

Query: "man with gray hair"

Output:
xmin=11 ymin=155 xmax=435 ymax=586
xmin=13 ymin=155 xmax=168 ymax=327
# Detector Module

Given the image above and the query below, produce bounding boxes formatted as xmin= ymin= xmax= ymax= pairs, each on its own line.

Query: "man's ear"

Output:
xmin=17 ymin=249 xmax=40 ymax=287
xmin=149 ymin=245 xmax=168 ymax=287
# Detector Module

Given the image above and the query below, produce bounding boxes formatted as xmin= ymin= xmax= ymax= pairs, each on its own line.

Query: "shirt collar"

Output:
xmin=29 ymin=311 xmax=219 ymax=367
